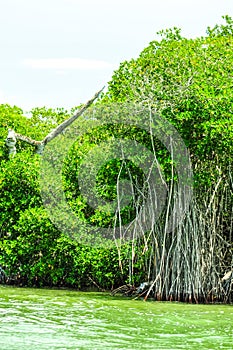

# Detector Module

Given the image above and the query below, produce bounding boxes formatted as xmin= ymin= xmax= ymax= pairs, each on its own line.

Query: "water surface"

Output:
xmin=0 ymin=286 xmax=232 ymax=349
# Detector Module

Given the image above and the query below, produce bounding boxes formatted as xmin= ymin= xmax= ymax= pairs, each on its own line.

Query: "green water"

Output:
xmin=0 ymin=286 xmax=232 ymax=349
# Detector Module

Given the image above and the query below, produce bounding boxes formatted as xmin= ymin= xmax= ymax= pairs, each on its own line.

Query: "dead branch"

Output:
xmin=15 ymin=133 xmax=42 ymax=146
xmin=42 ymin=87 xmax=104 ymax=145
xmin=111 ymin=284 xmax=135 ymax=296
xmin=5 ymin=87 xmax=104 ymax=155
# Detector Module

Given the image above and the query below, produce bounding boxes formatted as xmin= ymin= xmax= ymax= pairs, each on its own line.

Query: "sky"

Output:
xmin=0 ymin=0 xmax=232 ymax=112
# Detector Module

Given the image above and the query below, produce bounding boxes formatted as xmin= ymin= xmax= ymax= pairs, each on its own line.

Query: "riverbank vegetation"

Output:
xmin=0 ymin=16 xmax=232 ymax=303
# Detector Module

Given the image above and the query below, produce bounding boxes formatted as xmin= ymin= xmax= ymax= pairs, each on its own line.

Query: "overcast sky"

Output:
xmin=0 ymin=0 xmax=232 ymax=112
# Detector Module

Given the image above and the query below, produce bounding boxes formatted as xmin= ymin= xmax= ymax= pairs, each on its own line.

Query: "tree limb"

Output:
xmin=15 ymin=133 xmax=42 ymax=146
xmin=5 ymin=87 xmax=104 ymax=155
xmin=42 ymin=87 xmax=104 ymax=145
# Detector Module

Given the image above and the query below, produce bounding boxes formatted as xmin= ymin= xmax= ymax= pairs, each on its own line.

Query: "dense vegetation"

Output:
xmin=0 ymin=16 xmax=232 ymax=302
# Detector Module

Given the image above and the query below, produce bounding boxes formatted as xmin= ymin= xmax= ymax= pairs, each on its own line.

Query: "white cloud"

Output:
xmin=23 ymin=58 xmax=115 ymax=70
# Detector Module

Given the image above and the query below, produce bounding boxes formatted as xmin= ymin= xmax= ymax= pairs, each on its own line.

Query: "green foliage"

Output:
xmin=29 ymin=106 xmax=70 ymax=130
xmin=104 ymin=16 xmax=233 ymax=172
xmin=0 ymin=152 xmax=42 ymax=236
xmin=0 ymin=206 xmax=129 ymax=288
xmin=0 ymin=207 xmax=60 ymax=286
xmin=0 ymin=105 xmax=130 ymax=289
xmin=63 ymin=121 xmax=154 ymax=228
xmin=206 ymin=15 xmax=233 ymax=37
xmin=0 ymin=16 xmax=232 ymax=293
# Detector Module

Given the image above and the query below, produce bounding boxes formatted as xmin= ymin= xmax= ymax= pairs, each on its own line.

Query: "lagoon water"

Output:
xmin=0 ymin=286 xmax=232 ymax=349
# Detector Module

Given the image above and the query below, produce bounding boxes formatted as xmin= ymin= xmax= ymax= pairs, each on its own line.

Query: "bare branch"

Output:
xmin=15 ymin=133 xmax=42 ymax=146
xmin=5 ymin=87 xmax=104 ymax=155
xmin=42 ymin=87 xmax=104 ymax=145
